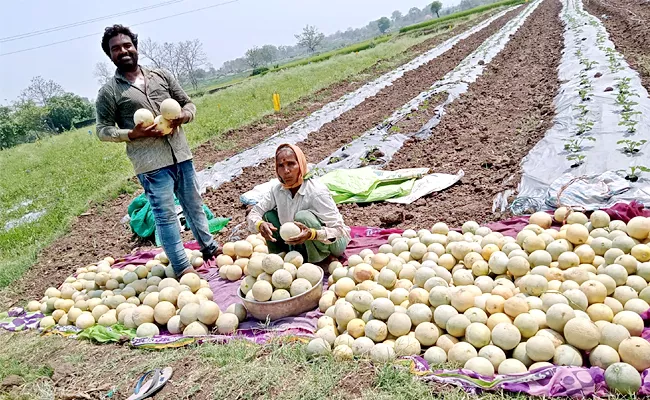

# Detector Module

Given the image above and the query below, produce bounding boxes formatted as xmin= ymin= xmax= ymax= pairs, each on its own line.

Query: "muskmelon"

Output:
xmin=448 ymin=342 xmax=477 ymax=365
xmin=464 ymin=357 xmax=495 ymax=377
xmin=618 ymin=337 xmax=650 ymax=371
xmin=604 ymin=362 xmax=642 ymax=394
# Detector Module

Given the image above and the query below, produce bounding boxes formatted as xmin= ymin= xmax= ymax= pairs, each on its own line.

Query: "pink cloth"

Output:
xmin=343 ymin=226 xmax=404 ymax=260
xmin=484 ymin=201 xmax=650 ymax=237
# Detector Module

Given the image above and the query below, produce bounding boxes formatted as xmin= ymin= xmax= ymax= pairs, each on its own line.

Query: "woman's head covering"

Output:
xmin=275 ymin=143 xmax=308 ymax=189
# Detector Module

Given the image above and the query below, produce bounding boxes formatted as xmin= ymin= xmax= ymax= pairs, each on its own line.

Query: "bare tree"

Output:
xmin=20 ymin=76 xmax=64 ymax=105
xmin=139 ymin=38 xmax=165 ymax=69
xmin=295 ymin=25 xmax=325 ymax=53
xmin=177 ymin=39 xmax=209 ymax=90
xmin=139 ymin=38 xmax=185 ymax=82
xmin=259 ymin=45 xmax=278 ymax=65
xmin=161 ymin=42 xmax=185 ymax=82
xmin=244 ymin=45 xmax=278 ymax=69
xmin=94 ymin=62 xmax=114 ymax=86
xmin=245 ymin=46 xmax=265 ymax=69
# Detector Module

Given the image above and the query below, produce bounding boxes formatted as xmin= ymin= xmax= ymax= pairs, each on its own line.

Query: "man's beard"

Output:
xmin=116 ymin=53 xmax=138 ymax=71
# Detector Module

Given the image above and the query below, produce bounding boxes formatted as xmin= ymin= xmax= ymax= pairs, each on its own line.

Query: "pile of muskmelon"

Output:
xmin=32 ymin=247 xmax=245 ymax=338
xmin=307 ymin=209 xmax=650 ymax=394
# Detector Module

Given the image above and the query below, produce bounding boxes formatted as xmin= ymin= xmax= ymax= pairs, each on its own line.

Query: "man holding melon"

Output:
xmin=247 ymin=144 xmax=350 ymax=264
xmin=96 ymin=24 xmax=219 ymax=276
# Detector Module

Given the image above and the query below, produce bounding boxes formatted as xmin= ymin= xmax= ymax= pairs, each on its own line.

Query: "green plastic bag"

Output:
xmin=129 ymin=193 xmax=229 ymax=241
xmin=76 ymin=324 xmax=136 ymax=344
xmin=128 ymin=193 xmax=156 ymax=239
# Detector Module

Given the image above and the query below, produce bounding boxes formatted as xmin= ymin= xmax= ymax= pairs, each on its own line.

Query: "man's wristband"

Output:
xmin=255 ymin=220 xmax=264 ymax=232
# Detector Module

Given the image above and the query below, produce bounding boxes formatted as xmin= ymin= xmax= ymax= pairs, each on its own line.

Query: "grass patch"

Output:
xmin=400 ymin=0 xmax=525 ymax=33
xmin=0 ymin=332 xmax=601 ymax=400
xmin=0 ymin=33 xmax=437 ymax=289
xmin=270 ymin=35 xmax=393 ymax=72
xmin=187 ymin=71 xmax=251 ymax=97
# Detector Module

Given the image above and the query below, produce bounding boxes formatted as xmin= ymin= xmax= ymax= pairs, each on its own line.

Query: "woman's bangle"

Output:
xmin=310 ymin=229 xmax=317 ymax=240
xmin=255 ymin=220 xmax=264 ymax=232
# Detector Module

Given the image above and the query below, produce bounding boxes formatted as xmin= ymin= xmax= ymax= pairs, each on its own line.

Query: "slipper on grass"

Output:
xmin=126 ymin=367 xmax=173 ymax=400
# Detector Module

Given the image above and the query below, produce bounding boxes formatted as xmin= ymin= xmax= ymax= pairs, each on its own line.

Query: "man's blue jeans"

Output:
xmin=137 ymin=160 xmax=218 ymax=275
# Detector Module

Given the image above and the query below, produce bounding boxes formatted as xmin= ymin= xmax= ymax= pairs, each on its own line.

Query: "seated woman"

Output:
xmin=247 ymin=143 xmax=350 ymax=263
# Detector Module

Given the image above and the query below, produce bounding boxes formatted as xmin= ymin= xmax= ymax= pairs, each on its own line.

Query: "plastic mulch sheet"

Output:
xmin=512 ymin=0 xmax=650 ymax=213
xmin=315 ymin=0 xmax=540 ymax=171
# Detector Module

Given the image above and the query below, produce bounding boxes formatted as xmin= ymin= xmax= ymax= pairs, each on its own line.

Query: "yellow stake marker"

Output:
xmin=273 ymin=93 xmax=281 ymax=111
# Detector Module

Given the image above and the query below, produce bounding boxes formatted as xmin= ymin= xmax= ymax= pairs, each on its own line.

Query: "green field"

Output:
xmin=400 ymin=0 xmax=525 ymax=33
xmin=189 ymin=0 xmax=515 ymax=99
xmin=189 ymin=36 xmax=396 ymax=97
xmin=188 ymin=71 xmax=250 ymax=96
xmin=0 ymin=33 xmax=442 ymax=288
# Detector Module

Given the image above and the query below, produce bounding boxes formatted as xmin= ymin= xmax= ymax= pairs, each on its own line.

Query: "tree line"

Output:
xmin=212 ymin=0 xmax=491 ymax=77
xmin=0 ymin=77 xmax=95 ymax=150
xmin=218 ymin=5 xmax=441 ymax=76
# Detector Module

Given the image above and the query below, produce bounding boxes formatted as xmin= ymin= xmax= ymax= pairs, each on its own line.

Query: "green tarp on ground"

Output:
xmin=318 ymin=167 xmax=429 ymax=203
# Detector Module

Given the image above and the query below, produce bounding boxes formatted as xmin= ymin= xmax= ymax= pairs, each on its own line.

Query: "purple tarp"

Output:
xmin=408 ymin=357 xmax=650 ymax=397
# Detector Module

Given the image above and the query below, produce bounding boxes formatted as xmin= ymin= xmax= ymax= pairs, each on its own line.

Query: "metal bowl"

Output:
xmin=238 ymin=269 xmax=324 ymax=321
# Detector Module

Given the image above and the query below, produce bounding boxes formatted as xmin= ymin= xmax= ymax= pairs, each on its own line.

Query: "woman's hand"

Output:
xmin=286 ymin=222 xmax=313 ymax=246
xmin=259 ymin=222 xmax=277 ymax=242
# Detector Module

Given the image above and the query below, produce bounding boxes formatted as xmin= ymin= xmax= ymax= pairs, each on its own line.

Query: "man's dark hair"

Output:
xmin=101 ymin=24 xmax=138 ymax=56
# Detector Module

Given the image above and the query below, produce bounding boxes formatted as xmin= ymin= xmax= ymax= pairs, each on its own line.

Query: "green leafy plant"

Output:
xmin=621 ymin=101 xmax=638 ymax=113
xmin=581 ymin=60 xmax=598 ymax=70
xmin=576 ymin=119 xmax=594 ymax=134
xmin=567 ymin=153 xmax=586 ymax=167
xmin=621 ymin=165 xmax=650 ymax=182
xmin=573 ymin=104 xmax=588 ymax=116
xmin=564 ymin=136 xmax=595 ymax=153
xmin=617 ymin=139 xmax=647 ymax=154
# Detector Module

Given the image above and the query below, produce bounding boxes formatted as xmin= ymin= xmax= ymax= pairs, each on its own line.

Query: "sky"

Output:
xmin=0 ymin=0 xmax=459 ymax=103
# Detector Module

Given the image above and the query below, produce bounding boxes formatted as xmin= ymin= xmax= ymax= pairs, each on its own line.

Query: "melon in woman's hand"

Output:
xmin=280 ymin=222 xmax=301 ymax=241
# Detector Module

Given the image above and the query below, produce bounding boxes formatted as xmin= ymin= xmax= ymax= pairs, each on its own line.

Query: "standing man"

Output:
xmin=96 ymin=24 xmax=219 ymax=276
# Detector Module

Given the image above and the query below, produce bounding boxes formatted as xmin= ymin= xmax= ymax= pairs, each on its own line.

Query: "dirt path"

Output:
xmin=0 ymin=10 xmax=517 ymax=308
xmin=201 ymin=7 xmax=522 ymax=238
xmin=584 ymin=0 xmax=650 ymax=91
xmin=339 ymin=0 xmax=564 ymax=229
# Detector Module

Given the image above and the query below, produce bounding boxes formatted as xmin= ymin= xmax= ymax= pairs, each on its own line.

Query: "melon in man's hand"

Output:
xmin=160 ymin=98 xmax=182 ymax=120
xmin=154 ymin=115 xmax=173 ymax=135
xmin=280 ymin=222 xmax=301 ymax=241
xmin=133 ymin=108 xmax=154 ymax=127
